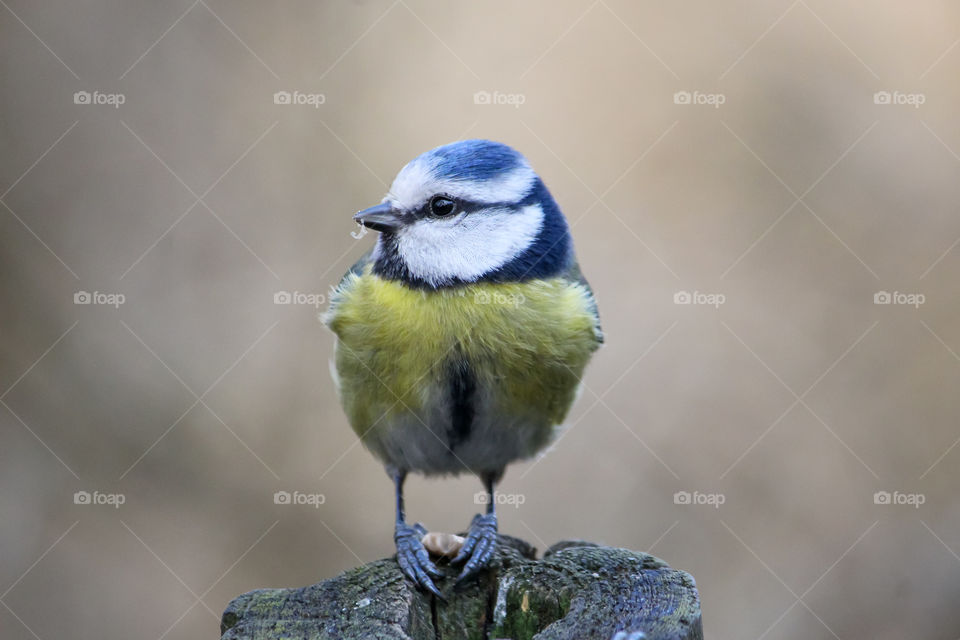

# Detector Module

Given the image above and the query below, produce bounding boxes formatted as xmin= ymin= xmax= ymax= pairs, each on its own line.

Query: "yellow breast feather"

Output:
xmin=324 ymin=266 xmax=601 ymax=441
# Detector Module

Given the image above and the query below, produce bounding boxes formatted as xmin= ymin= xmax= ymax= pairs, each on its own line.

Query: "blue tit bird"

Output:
xmin=323 ymin=139 xmax=602 ymax=596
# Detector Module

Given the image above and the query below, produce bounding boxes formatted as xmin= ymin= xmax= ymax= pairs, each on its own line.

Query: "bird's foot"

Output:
xmin=395 ymin=522 xmax=444 ymax=598
xmin=452 ymin=512 xmax=498 ymax=582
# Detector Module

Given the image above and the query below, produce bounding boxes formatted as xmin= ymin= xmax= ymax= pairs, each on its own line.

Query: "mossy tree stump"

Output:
xmin=221 ymin=536 xmax=701 ymax=640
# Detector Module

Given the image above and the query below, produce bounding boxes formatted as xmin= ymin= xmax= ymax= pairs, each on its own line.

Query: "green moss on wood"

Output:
xmin=221 ymin=536 xmax=701 ymax=640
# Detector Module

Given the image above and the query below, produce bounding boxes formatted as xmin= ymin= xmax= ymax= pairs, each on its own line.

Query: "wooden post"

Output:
xmin=221 ymin=535 xmax=702 ymax=640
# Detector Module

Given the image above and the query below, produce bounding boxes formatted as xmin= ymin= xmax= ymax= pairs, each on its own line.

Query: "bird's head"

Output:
xmin=354 ymin=139 xmax=573 ymax=289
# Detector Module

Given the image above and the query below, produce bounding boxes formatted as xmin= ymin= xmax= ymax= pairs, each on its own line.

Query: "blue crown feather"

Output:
xmin=424 ymin=139 xmax=527 ymax=183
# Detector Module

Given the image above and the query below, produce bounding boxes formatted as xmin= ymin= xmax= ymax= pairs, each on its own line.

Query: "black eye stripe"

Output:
xmin=421 ymin=198 xmax=524 ymax=218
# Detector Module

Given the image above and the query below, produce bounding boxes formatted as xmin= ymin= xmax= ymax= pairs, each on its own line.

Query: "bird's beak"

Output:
xmin=353 ymin=202 xmax=403 ymax=233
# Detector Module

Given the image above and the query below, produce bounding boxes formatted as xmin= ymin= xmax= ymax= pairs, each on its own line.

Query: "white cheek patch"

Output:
xmin=387 ymin=160 xmax=536 ymax=210
xmin=396 ymin=204 xmax=544 ymax=286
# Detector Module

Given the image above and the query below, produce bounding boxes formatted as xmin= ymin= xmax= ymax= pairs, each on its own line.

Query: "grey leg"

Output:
xmin=453 ymin=470 xmax=499 ymax=582
xmin=392 ymin=469 xmax=443 ymax=597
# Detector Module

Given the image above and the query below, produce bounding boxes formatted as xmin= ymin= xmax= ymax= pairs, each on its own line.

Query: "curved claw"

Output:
xmin=452 ymin=512 xmax=498 ymax=583
xmin=451 ymin=513 xmax=485 ymax=564
xmin=458 ymin=537 xmax=495 ymax=581
xmin=395 ymin=523 xmax=443 ymax=597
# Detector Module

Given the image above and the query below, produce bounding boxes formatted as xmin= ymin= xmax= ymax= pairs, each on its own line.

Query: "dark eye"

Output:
xmin=429 ymin=195 xmax=456 ymax=217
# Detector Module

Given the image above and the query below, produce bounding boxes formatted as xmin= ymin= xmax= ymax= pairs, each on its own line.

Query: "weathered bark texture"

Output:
xmin=221 ymin=535 xmax=701 ymax=640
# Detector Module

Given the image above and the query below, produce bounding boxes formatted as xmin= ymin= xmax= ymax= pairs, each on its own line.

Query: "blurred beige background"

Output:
xmin=2 ymin=1 xmax=960 ymax=639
